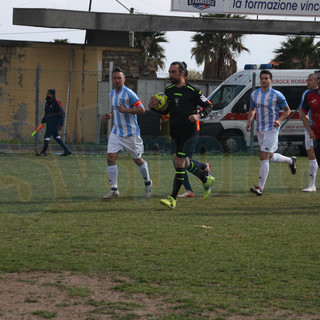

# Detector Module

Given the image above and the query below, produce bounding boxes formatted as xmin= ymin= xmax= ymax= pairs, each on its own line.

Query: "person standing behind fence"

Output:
xmin=149 ymin=61 xmax=214 ymax=209
xmin=299 ymin=73 xmax=319 ymax=192
xmin=246 ymin=70 xmax=297 ymax=196
xmin=36 ymin=89 xmax=72 ymax=157
xmin=300 ymin=72 xmax=320 ymax=174
xmin=103 ymin=67 xmax=152 ymax=199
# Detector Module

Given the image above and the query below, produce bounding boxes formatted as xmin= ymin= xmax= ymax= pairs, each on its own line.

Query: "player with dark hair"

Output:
xmin=104 ymin=67 xmax=152 ymax=199
xmin=37 ymin=89 xmax=72 ymax=156
xmin=149 ymin=61 xmax=214 ymax=209
xmin=301 ymin=72 xmax=320 ymax=171
xmin=246 ymin=70 xmax=296 ymax=196
xmin=299 ymin=73 xmax=318 ymax=192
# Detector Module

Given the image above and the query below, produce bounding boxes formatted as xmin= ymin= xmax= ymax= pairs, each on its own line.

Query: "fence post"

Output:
xmin=64 ymin=49 xmax=73 ymax=143
xmin=249 ymin=72 xmax=256 ymax=154
xmin=107 ymin=61 xmax=113 ymax=139
xmin=34 ymin=64 xmax=41 ymax=151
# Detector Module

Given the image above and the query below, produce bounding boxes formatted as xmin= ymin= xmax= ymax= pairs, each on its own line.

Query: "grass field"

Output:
xmin=0 ymin=153 xmax=319 ymax=319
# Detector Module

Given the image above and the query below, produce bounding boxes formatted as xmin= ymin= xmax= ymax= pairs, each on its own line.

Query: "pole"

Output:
xmin=63 ymin=48 xmax=73 ymax=142
xmin=249 ymin=72 xmax=256 ymax=154
xmin=34 ymin=64 xmax=41 ymax=151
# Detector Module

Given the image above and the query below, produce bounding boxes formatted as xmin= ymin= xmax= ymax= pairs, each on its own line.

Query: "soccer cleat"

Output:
xmin=103 ymin=189 xmax=120 ymax=199
xmin=302 ymin=185 xmax=316 ymax=192
xmin=60 ymin=150 xmax=72 ymax=156
xmin=160 ymin=196 xmax=176 ymax=209
xmin=145 ymin=180 xmax=152 ymax=198
xmin=36 ymin=151 xmax=47 ymax=157
xmin=250 ymin=185 xmax=263 ymax=196
xmin=203 ymin=175 xmax=214 ymax=200
xmin=177 ymin=190 xmax=194 ymax=198
xmin=289 ymin=156 xmax=297 ymax=175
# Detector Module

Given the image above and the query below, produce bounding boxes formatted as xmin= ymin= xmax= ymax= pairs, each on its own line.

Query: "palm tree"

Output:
xmin=273 ymin=36 xmax=320 ymax=69
xmin=134 ymin=32 xmax=168 ymax=77
xmin=191 ymin=14 xmax=249 ymax=80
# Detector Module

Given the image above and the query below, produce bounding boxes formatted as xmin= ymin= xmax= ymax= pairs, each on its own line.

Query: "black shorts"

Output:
xmin=171 ymin=131 xmax=199 ymax=158
xmin=171 ymin=131 xmax=198 ymax=158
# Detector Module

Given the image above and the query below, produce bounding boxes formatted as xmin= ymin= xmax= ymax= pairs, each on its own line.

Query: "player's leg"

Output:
xmin=37 ymin=130 xmax=51 ymax=156
xmin=52 ymin=131 xmax=72 ymax=156
xmin=303 ymin=134 xmax=317 ymax=192
xmin=104 ymin=133 xmax=122 ymax=199
xmin=266 ymin=130 xmax=296 ymax=174
xmin=126 ymin=136 xmax=152 ymax=198
xmin=250 ymin=132 xmax=273 ymax=196
xmin=171 ymin=140 xmax=193 ymax=198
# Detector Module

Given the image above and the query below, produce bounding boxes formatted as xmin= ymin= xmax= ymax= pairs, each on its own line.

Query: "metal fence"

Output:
xmin=0 ymin=67 xmax=220 ymax=154
xmin=0 ymin=67 xmax=309 ymax=155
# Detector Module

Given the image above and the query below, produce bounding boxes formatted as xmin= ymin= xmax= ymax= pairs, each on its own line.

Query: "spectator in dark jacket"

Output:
xmin=37 ymin=89 xmax=72 ymax=156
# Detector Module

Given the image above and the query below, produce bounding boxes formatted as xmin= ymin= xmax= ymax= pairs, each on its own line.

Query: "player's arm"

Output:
xmin=301 ymin=108 xmax=316 ymax=140
xmin=246 ymin=108 xmax=256 ymax=131
xmin=197 ymin=93 xmax=213 ymax=118
xmin=274 ymin=105 xmax=291 ymax=127
xmin=118 ymin=100 xmax=145 ymax=114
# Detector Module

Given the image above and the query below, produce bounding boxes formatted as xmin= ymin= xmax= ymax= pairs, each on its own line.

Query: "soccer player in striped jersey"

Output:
xmin=299 ymin=73 xmax=318 ymax=192
xmin=103 ymin=67 xmax=152 ymax=199
xmin=246 ymin=69 xmax=297 ymax=196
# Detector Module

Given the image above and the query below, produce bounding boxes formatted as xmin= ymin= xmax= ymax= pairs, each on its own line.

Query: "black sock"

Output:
xmin=187 ymin=159 xmax=206 ymax=183
xmin=171 ymin=169 xmax=185 ymax=199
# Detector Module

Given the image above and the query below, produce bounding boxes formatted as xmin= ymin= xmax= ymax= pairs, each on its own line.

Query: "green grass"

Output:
xmin=0 ymin=153 xmax=320 ymax=319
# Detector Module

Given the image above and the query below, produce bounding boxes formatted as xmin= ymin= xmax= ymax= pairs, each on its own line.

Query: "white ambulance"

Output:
xmin=199 ymin=64 xmax=317 ymax=154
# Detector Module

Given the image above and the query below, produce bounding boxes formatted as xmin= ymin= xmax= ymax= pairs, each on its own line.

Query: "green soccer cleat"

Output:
xmin=160 ymin=195 xmax=176 ymax=209
xmin=203 ymin=175 xmax=214 ymax=200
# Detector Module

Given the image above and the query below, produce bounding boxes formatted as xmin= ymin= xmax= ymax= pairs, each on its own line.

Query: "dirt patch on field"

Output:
xmin=0 ymin=271 xmax=175 ymax=319
xmin=0 ymin=272 xmax=319 ymax=320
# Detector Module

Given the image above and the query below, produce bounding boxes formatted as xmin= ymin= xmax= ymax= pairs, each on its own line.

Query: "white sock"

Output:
xmin=269 ymin=153 xmax=292 ymax=164
xmin=107 ymin=165 xmax=118 ymax=188
xmin=309 ymin=159 xmax=318 ymax=187
xmin=259 ymin=160 xmax=269 ymax=189
xmin=138 ymin=161 xmax=150 ymax=183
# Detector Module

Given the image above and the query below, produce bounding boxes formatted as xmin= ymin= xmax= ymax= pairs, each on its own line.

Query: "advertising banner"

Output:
xmin=171 ymin=0 xmax=320 ymax=17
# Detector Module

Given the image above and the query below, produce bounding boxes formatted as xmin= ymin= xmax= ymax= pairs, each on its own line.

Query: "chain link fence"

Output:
xmin=0 ymin=67 xmax=220 ymax=154
xmin=0 ymin=67 xmax=309 ymax=155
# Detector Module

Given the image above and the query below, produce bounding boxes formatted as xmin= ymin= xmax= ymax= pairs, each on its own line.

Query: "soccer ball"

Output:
xmin=154 ymin=93 xmax=168 ymax=112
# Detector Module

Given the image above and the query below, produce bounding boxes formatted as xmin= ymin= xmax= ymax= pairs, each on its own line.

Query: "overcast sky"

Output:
xmin=1 ymin=0 xmax=318 ymax=74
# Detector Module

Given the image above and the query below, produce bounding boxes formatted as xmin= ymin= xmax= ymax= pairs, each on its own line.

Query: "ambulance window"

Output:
xmin=231 ymin=89 xmax=251 ymax=113
xmin=209 ymin=85 xmax=245 ymax=110
xmin=273 ymin=86 xmax=306 ymax=110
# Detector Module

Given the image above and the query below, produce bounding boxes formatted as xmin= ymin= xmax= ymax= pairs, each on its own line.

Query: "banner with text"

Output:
xmin=171 ymin=0 xmax=320 ymax=17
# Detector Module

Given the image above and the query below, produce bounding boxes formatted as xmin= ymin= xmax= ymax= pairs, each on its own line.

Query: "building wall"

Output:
xmin=0 ymin=41 xmax=140 ymax=143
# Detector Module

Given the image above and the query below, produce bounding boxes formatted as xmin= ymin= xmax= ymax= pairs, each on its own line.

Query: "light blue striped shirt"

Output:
xmin=250 ymin=87 xmax=288 ymax=132
xmin=110 ymin=86 xmax=143 ymax=137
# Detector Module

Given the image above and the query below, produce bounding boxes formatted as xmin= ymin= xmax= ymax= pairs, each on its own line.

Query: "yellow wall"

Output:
xmin=0 ymin=41 xmax=139 ymax=143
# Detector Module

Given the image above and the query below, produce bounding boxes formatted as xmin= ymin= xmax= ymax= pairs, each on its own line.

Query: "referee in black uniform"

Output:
xmin=149 ymin=61 xmax=214 ymax=209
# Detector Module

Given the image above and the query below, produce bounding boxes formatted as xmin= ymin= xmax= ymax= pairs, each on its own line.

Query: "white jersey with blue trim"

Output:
xmin=110 ymin=86 xmax=143 ymax=137
xmin=299 ymin=89 xmax=312 ymax=127
xmin=250 ymin=87 xmax=288 ymax=132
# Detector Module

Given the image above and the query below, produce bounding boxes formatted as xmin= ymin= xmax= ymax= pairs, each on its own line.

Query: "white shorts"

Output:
xmin=107 ymin=132 xmax=144 ymax=159
xmin=257 ymin=129 xmax=279 ymax=153
xmin=304 ymin=129 xmax=314 ymax=150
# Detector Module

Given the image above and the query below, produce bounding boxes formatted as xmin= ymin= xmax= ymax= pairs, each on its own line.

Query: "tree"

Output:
xmin=273 ymin=36 xmax=320 ymax=69
xmin=134 ymin=32 xmax=168 ymax=77
xmin=191 ymin=14 xmax=249 ymax=80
